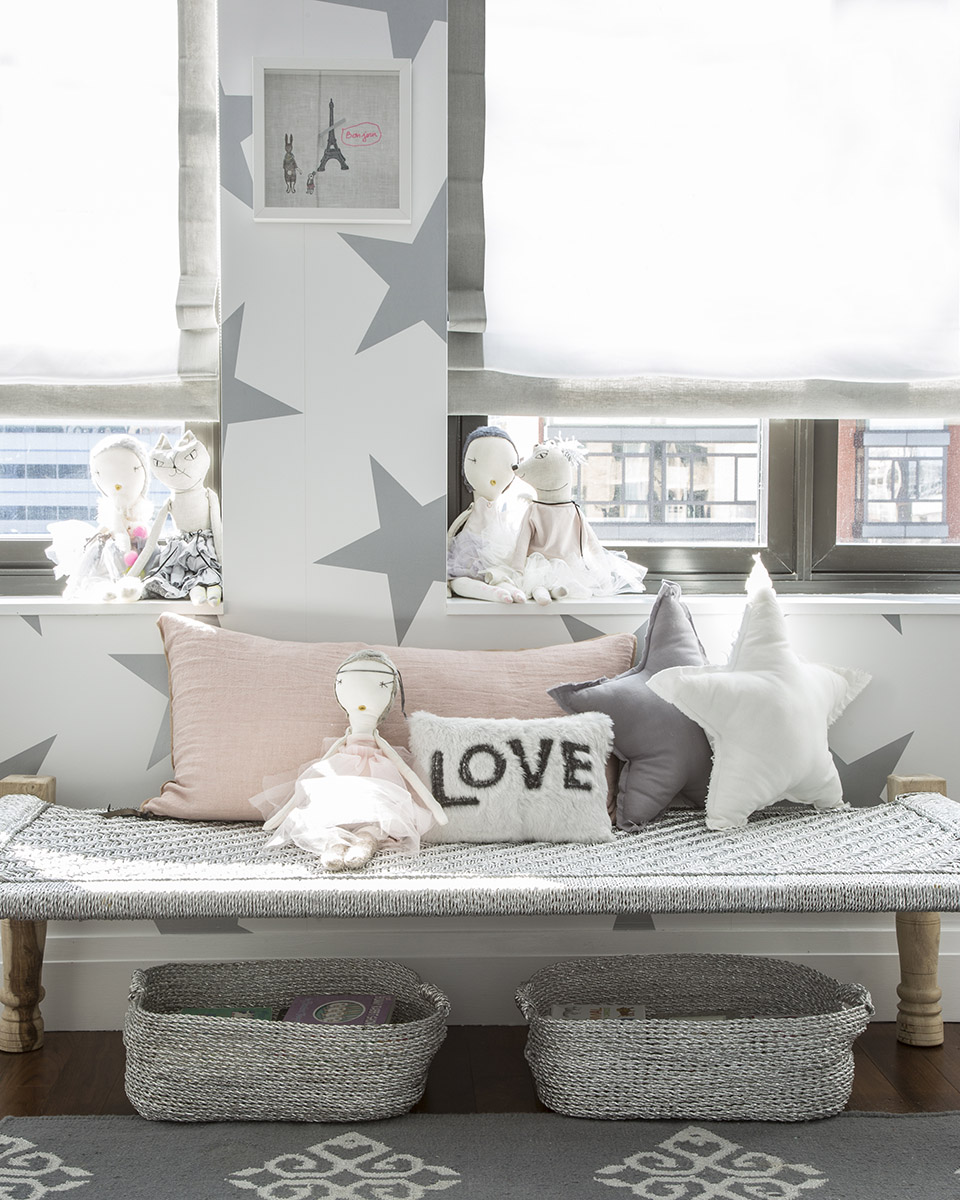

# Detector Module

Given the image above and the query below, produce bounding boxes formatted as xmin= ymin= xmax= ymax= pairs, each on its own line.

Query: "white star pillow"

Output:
xmin=647 ymin=559 xmax=870 ymax=830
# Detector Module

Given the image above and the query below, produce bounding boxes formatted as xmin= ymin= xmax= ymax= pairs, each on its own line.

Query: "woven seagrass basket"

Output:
xmin=124 ymin=958 xmax=449 ymax=1122
xmin=516 ymin=953 xmax=874 ymax=1121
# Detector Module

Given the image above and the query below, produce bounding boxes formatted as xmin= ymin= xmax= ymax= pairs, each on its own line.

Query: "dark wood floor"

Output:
xmin=1 ymin=1024 xmax=959 ymax=1116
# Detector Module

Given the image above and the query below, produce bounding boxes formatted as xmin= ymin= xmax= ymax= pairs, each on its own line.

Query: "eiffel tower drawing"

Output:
xmin=318 ymin=98 xmax=349 ymax=171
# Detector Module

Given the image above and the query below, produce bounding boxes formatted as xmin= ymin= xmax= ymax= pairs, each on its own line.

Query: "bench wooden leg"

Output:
xmin=0 ymin=920 xmax=46 ymax=1052
xmin=887 ymin=773 xmax=949 ymax=1047
xmin=0 ymin=775 xmax=56 ymax=1052
xmin=895 ymin=910 xmax=943 ymax=1046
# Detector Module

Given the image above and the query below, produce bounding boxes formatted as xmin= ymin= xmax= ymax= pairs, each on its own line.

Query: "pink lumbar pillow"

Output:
xmin=143 ymin=614 xmax=637 ymax=821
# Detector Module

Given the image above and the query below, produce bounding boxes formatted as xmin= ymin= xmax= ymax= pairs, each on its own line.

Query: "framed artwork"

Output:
xmin=252 ymin=58 xmax=411 ymax=223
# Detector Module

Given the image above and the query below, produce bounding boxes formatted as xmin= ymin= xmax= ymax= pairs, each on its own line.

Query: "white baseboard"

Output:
xmin=18 ymin=913 xmax=960 ymax=1030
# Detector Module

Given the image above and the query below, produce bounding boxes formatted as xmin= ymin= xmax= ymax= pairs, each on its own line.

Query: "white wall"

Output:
xmin=3 ymin=0 xmax=960 ymax=1027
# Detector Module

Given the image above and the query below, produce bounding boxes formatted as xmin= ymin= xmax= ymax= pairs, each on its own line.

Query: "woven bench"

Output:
xmin=1 ymin=772 xmax=957 ymax=1054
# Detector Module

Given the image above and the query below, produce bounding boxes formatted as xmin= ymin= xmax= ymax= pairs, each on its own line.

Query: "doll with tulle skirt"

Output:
xmin=249 ymin=650 xmax=447 ymax=871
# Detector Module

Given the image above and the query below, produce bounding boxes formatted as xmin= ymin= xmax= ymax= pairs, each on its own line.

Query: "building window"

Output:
xmin=837 ymin=420 xmax=959 ymax=545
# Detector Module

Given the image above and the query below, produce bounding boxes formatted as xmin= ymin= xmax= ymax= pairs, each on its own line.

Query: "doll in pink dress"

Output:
xmin=508 ymin=439 xmax=647 ymax=604
xmin=250 ymin=650 xmax=447 ymax=871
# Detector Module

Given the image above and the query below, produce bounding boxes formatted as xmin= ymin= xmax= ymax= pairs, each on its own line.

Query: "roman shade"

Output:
xmin=448 ymin=0 xmax=960 ymax=419
xmin=0 ymin=0 xmax=219 ymax=422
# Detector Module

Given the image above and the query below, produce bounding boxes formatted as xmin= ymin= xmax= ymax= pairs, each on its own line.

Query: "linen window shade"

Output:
xmin=0 ymin=0 xmax=219 ymax=422
xmin=448 ymin=0 xmax=960 ymax=419
xmin=448 ymin=0 xmax=486 ymax=372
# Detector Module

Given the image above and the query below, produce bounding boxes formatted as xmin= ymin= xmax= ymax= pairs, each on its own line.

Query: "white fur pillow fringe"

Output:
xmin=408 ymin=711 xmax=615 ymax=844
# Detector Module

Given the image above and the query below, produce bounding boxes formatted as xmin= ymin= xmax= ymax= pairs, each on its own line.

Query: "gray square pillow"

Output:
xmin=548 ymin=580 xmax=712 ymax=829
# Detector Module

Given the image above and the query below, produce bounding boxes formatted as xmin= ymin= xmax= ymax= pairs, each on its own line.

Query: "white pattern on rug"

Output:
xmin=595 ymin=1125 xmax=826 ymax=1198
xmin=228 ymin=1130 xmax=461 ymax=1198
xmin=0 ymin=1133 xmax=91 ymax=1198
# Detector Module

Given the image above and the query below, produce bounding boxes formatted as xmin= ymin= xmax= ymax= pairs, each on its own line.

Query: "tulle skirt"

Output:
xmin=260 ymin=770 xmax=435 ymax=857
xmin=447 ymin=517 xmax=518 ymax=583
xmin=517 ymin=548 xmax=647 ymax=599
xmin=142 ymin=529 xmax=221 ymax=600
xmin=46 ymin=522 xmax=146 ymax=600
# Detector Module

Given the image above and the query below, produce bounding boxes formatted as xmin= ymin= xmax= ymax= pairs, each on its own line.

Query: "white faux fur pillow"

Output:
xmin=408 ymin=711 xmax=615 ymax=844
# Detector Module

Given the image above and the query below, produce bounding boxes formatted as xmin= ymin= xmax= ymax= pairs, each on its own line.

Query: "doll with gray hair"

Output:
xmin=447 ymin=425 xmax=527 ymax=603
xmin=45 ymin=433 xmax=154 ymax=602
xmin=250 ymin=650 xmax=447 ymax=871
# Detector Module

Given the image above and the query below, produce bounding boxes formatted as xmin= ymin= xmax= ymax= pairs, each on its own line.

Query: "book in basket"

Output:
xmin=177 ymin=1006 xmax=273 ymax=1019
xmin=281 ymin=993 xmax=395 ymax=1026
xmin=548 ymin=1003 xmax=646 ymax=1020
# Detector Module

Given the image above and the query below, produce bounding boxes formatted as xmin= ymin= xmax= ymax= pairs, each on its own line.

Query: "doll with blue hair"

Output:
xmin=446 ymin=425 xmax=528 ymax=604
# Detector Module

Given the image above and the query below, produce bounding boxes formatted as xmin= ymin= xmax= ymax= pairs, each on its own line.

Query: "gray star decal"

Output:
xmin=340 ymin=183 xmax=447 ymax=353
xmin=562 ymin=614 xmax=647 ymax=651
xmin=561 ymin=615 xmax=604 ymax=643
xmin=111 ymin=654 xmax=171 ymax=771
xmin=154 ymin=918 xmax=249 ymax=936
xmin=319 ymin=0 xmax=446 ymax=58
xmin=219 ymin=82 xmax=253 ymax=208
xmin=613 ymin=914 xmax=656 ymax=931
xmin=20 ymin=615 xmax=41 ymax=636
xmin=832 ymin=731 xmax=913 ymax=807
xmin=316 ymin=457 xmax=446 ymax=643
xmin=883 ymin=613 xmax=903 ymax=634
xmin=221 ymin=304 xmax=301 ymax=454
xmin=0 ymin=736 xmax=56 ymax=780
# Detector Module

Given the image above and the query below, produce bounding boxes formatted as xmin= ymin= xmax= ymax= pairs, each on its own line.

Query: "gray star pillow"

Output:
xmin=548 ymin=580 xmax=712 ymax=829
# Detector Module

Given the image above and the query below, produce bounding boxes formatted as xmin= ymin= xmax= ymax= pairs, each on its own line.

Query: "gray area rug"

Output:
xmin=0 ymin=1112 xmax=957 ymax=1200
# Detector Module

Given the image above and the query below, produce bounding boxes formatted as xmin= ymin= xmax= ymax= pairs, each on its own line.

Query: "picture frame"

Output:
xmin=252 ymin=58 xmax=411 ymax=223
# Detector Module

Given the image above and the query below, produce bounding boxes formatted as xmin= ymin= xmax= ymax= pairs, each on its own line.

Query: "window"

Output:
xmin=486 ymin=416 xmax=764 ymax=546
xmin=838 ymin=421 xmax=959 ymax=544
xmin=0 ymin=0 xmax=219 ymax=596
xmin=448 ymin=1 xmax=960 ymax=593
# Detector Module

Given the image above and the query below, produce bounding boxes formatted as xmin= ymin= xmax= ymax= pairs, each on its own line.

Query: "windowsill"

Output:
xmin=446 ymin=593 xmax=960 ymax=617
xmin=4 ymin=593 xmax=958 ymax=618
xmin=0 ymin=597 xmax=223 ymax=617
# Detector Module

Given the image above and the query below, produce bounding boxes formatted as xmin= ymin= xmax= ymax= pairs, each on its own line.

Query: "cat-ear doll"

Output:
xmin=509 ymin=438 xmax=647 ymax=604
xmin=127 ymin=431 xmax=223 ymax=606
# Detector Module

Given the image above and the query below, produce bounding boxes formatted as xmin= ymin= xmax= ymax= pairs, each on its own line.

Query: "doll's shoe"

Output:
xmin=532 ymin=586 xmax=551 ymax=606
xmin=189 ymin=584 xmax=222 ymax=607
xmin=343 ymin=834 xmax=378 ymax=870
xmin=117 ymin=578 xmax=143 ymax=602
xmin=320 ymin=845 xmax=347 ymax=872
xmin=98 ymin=579 xmax=139 ymax=603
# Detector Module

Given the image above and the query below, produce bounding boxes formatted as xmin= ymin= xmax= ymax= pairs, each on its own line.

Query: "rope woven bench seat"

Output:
xmin=1 ymin=791 xmax=959 ymax=922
